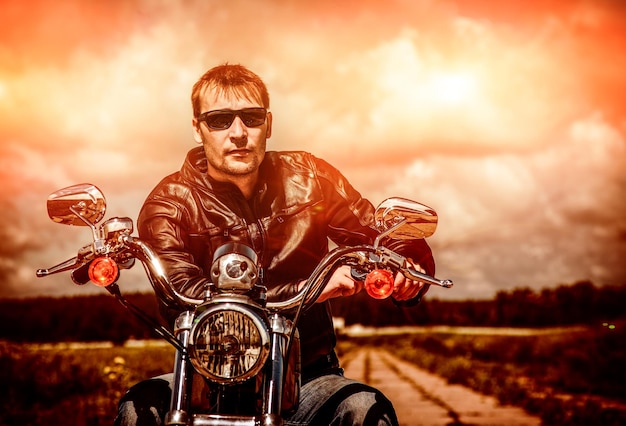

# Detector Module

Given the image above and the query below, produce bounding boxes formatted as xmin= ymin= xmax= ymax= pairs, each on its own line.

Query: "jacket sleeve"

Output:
xmin=137 ymin=190 xmax=212 ymax=303
xmin=313 ymin=156 xmax=435 ymax=306
xmin=313 ymin=156 xmax=379 ymax=245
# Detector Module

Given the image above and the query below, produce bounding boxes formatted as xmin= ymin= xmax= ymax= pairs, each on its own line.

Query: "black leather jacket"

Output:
xmin=138 ymin=147 xmax=434 ymax=369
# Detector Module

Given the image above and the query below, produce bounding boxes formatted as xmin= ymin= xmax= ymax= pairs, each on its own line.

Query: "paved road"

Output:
xmin=341 ymin=348 xmax=542 ymax=426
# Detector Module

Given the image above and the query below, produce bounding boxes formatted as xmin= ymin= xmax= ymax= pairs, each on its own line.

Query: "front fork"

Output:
xmin=263 ymin=314 xmax=292 ymax=417
xmin=163 ymin=311 xmax=295 ymax=426
xmin=165 ymin=311 xmax=194 ymax=426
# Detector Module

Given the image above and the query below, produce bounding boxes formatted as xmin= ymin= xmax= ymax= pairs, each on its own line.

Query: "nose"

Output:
xmin=229 ymin=116 xmax=248 ymax=141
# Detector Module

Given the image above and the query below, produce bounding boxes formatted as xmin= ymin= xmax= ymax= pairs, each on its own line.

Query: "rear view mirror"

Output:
xmin=47 ymin=183 xmax=107 ymax=226
xmin=375 ymin=197 xmax=437 ymax=239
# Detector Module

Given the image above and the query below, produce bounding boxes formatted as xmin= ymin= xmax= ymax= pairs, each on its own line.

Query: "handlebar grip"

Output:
xmin=350 ymin=267 xmax=368 ymax=282
xmin=71 ymin=262 xmax=92 ymax=285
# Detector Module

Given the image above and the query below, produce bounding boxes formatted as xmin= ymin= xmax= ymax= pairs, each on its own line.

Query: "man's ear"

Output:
xmin=192 ymin=118 xmax=203 ymax=144
xmin=265 ymin=111 xmax=273 ymax=139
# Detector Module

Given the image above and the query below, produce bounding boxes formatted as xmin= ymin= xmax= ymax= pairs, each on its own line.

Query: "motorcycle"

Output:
xmin=36 ymin=183 xmax=453 ymax=426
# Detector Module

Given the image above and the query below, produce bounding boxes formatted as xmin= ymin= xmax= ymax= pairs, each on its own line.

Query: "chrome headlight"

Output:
xmin=210 ymin=242 xmax=259 ymax=293
xmin=189 ymin=304 xmax=270 ymax=384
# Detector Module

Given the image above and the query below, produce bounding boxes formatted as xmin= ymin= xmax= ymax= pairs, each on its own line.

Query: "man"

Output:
xmin=116 ymin=63 xmax=434 ymax=425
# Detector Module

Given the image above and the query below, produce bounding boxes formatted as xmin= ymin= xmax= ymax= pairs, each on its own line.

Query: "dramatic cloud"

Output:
xmin=371 ymin=113 xmax=626 ymax=298
xmin=1 ymin=0 xmax=624 ymax=299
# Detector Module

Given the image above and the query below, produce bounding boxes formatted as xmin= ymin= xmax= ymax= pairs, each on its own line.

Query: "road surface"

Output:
xmin=341 ymin=348 xmax=541 ymax=426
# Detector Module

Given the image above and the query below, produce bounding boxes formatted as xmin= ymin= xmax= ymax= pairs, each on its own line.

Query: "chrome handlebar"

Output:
xmin=37 ymin=219 xmax=453 ymax=312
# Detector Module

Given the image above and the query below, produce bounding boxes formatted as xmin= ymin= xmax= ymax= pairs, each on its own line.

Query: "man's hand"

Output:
xmin=304 ymin=265 xmax=364 ymax=303
xmin=298 ymin=263 xmax=429 ymax=303
xmin=391 ymin=262 xmax=429 ymax=301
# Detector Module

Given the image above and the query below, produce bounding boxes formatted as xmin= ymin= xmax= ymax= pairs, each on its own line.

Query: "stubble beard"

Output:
xmin=221 ymin=159 xmax=258 ymax=176
xmin=206 ymin=150 xmax=264 ymax=180
xmin=202 ymin=137 xmax=266 ymax=181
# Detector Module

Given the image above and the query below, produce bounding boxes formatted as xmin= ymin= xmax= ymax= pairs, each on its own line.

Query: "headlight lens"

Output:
xmin=189 ymin=304 xmax=270 ymax=384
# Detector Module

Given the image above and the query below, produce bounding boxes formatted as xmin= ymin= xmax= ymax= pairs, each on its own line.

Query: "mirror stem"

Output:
xmin=373 ymin=218 xmax=408 ymax=248
xmin=70 ymin=205 xmax=101 ymax=246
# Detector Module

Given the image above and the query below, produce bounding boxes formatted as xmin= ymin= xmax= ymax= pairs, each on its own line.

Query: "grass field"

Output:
xmin=346 ymin=324 xmax=626 ymax=425
xmin=2 ymin=325 xmax=625 ymax=425
xmin=0 ymin=341 xmax=175 ymax=425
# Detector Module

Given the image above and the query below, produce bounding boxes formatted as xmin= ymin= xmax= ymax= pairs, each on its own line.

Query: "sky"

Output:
xmin=1 ymin=0 xmax=625 ymax=301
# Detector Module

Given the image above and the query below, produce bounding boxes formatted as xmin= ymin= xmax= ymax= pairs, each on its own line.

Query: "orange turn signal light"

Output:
xmin=88 ymin=257 xmax=119 ymax=287
xmin=364 ymin=269 xmax=395 ymax=299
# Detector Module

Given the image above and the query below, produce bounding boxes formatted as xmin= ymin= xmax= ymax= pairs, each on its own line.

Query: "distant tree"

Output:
xmin=0 ymin=293 xmax=160 ymax=342
xmin=2 ymin=281 xmax=625 ymax=342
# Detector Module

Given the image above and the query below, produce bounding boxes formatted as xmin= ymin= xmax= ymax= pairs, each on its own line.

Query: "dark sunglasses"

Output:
xmin=197 ymin=108 xmax=267 ymax=130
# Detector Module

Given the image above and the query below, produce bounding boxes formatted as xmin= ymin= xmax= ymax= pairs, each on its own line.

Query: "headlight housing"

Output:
xmin=189 ymin=303 xmax=270 ymax=384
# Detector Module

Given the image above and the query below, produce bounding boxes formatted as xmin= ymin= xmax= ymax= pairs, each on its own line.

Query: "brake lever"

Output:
xmin=403 ymin=266 xmax=453 ymax=288
xmin=36 ymin=243 xmax=96 ymax=278
xmin=351 ymin=261 xmax=453 ymax=289
xmin=367 ymin=246 xmax=453 ymax=289
xmin=36 ymin=256 xmax=80 ymax=277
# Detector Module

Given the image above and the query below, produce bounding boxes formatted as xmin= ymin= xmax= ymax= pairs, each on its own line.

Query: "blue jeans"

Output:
xmin=115 ymin=370 xmax=398 ymax=426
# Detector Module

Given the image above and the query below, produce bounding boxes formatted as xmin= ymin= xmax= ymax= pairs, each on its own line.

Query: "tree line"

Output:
xmin=0 ymin=280 xmax=624 ymax=343
xmin=332 ymin=280 xmax=626 ymax=327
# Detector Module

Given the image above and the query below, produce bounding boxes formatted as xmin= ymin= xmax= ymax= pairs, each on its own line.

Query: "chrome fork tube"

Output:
xmin=165 ymin=311 xmax=194 ymax=426
xmin=264 ymin=314 xmax=290 ymax=417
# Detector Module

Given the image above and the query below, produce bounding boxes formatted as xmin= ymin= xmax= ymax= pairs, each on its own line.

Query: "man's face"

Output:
xmin=193 ymin=88 xmax=272 ymax=182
